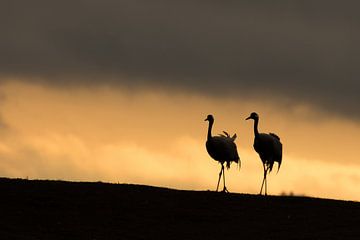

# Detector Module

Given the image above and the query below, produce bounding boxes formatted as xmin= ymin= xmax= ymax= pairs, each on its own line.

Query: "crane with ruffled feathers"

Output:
xmin=246 ymin=112 xmax=282 ymax=195
xmin=205 ymin=114 xmax=240 ymax=192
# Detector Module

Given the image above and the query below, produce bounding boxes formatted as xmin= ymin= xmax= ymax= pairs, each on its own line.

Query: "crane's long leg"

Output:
xmin=264 ymin=168 xmax=268 ymax=196
xmin=260 ymin=176 xmax=265 ymax=195
xmin=216 ymin=164 xmax=223 ymax=192
xmin=260 ymin=164 xmax=266 ymax=195
xmin=222 ymin=165 xmax=228 ymax=193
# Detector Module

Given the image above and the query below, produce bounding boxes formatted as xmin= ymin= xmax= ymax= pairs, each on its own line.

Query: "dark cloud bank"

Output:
xmin=1 ymin=0 xmax=360 ymax=119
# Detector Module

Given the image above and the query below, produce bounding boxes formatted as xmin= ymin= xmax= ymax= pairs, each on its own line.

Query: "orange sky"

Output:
xmin=1 ymin=1 xmax=360 ymax=203
xmin=0 ymin=80 xmax=359 ymax=201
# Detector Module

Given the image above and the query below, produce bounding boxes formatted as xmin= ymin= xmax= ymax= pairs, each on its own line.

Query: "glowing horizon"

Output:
xmin=0 ymin=80 xmax=359 ymax=201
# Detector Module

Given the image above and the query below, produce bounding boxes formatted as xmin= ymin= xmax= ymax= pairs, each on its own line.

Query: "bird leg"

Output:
xmin=259 ymin=164 xmax=268 ymax=195
xmin=264 ymin=166 xmax=269 ymax=196
xmin=222 ymin=165 xmax=229 ymax=193
xmin=216 ymin=164 xmax=223 ymax=192
xmin=264 ymin=169 xmax=268 ymax=196
xmin=259 ymin=176 xmax=265 ymax=195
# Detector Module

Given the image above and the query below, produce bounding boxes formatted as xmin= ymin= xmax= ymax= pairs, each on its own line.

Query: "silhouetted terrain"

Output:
xmin=0 ymin=178 xmax=359 ymax=240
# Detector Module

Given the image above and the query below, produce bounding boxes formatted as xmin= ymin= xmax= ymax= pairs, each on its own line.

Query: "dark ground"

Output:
xmin=0 ymin=178 xmax=359 ymax=240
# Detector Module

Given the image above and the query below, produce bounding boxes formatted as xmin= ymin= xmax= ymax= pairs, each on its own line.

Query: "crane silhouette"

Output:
xmin=205 ymin=114 xmax=240 ymax=192
xmin=246 ymin=112 xmax=282 ymax=195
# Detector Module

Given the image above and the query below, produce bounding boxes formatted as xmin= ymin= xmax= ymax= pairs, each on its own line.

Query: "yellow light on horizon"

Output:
xmin=0 ymin=80 xmax=359 ymax=201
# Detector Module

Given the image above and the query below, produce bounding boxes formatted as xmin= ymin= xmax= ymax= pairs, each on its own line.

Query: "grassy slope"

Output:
xmin=0 ymin=178 xmax=359 ymax=240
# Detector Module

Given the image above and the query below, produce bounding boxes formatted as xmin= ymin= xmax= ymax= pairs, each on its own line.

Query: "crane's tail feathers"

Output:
xmin=268 ymin=162 xmax=274 ymax=173
xmin=218 ymin=131 xmax=237 ymax=141
xmin=276 ymin=162 xmax=281 ymax=174
xmin=226 ymin=161 xmax=231 ymax=169
xmin=231 ymin=133 xmax=237 ymax=141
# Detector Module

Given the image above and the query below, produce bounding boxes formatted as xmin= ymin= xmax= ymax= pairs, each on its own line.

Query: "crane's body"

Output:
xmin=205 ymin=115 xmax=240 ymax=192
xmin=206 ymin=135 xmax=239 ymax=169
xmin=246 ymin=112 xmax=282 ymax=195
xmin=254 ymin=133 xmax=282 ymax=172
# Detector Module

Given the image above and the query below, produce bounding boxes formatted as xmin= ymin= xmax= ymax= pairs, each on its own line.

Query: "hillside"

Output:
xmin=0 ymin=178 xmax=359 ymax=240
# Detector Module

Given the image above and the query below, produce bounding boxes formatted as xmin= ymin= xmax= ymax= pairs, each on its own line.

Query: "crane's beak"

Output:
xmin=245 ymin=116 xmax=251 ymax=120
xmin=204 ymin=117 xmax=209 ymax=121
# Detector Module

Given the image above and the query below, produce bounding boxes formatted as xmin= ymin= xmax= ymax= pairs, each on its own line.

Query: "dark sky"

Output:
xmin=1 ymin=0 xmax=359 ymax=119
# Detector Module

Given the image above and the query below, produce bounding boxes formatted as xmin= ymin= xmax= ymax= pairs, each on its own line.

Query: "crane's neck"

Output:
xmin=207 ymin=120 xmax=213 ymax=141
xmin=253 ymin=118 xmax=260 ymax=137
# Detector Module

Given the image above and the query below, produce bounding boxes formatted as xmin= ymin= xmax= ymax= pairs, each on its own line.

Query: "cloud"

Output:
xmin=1 ymin=1 xmax=360 ymax=119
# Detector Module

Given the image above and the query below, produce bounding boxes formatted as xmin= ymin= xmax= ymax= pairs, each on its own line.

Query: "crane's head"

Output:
xmin=204 ymin=114 xmax=214 ymax=122
xmin=245 ymin=112 xmax=259 ymax=121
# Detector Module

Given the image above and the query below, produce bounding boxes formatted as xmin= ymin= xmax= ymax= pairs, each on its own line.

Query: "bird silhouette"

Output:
xmin=246 ymin=112 xmax=282 ymax=195
xmin=205 ymin=114 xmax=240 ymax=192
